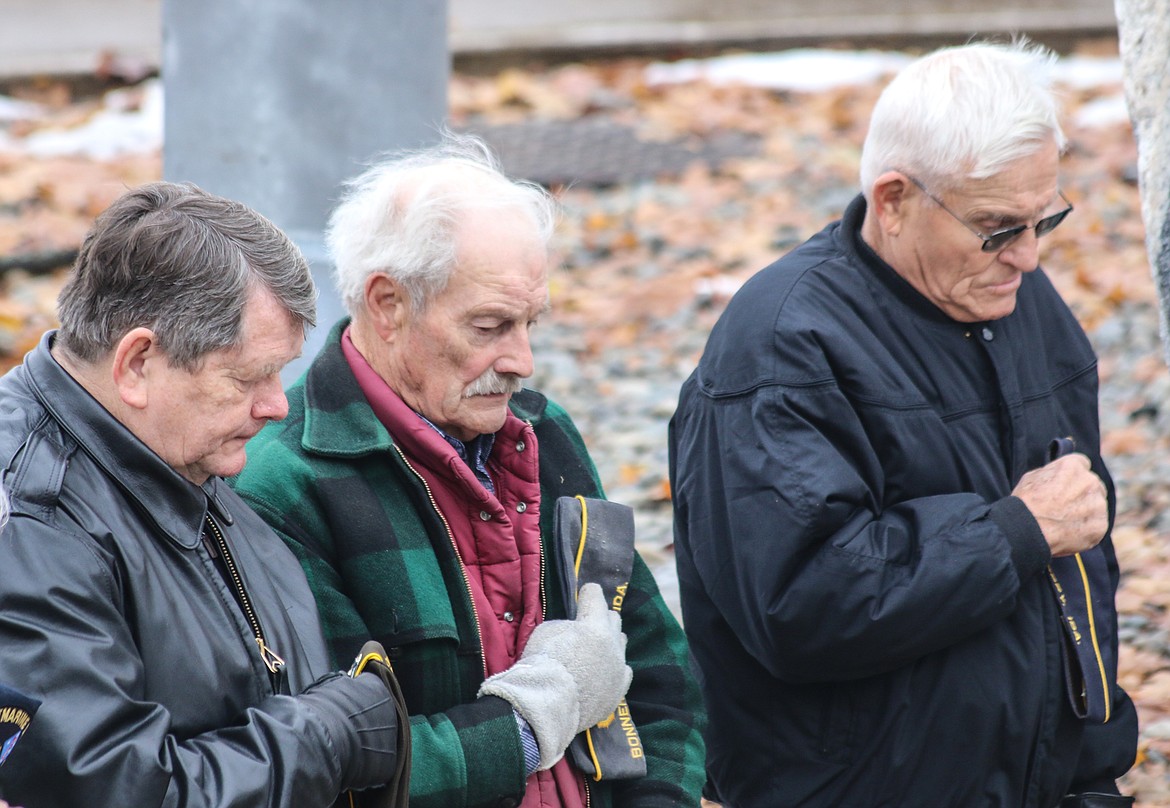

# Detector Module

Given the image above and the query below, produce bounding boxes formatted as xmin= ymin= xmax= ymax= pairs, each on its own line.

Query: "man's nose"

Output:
xmin=253 ymin=378 xmax=290 ymax=421
xmin=496 ymin=328 xmax=535 ymax=379
xmin=997 ymin=229 xmax=1041 ymax=273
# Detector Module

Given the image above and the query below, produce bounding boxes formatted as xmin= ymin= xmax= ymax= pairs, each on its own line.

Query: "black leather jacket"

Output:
xmin=0 ymin=333 xmax=398 ymax=807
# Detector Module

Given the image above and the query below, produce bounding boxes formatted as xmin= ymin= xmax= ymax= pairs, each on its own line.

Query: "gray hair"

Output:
xmin=327 ymin=132 xmax=558 ymax=314
xmin=56 ymin=181 xmax=316 ymax=371
xmin=859 ymin=39 xmax=1067 ymax=196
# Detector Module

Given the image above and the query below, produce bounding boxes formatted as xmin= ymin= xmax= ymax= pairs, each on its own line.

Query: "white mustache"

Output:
xmin=464 ymin=370 xmax=524 ymax=398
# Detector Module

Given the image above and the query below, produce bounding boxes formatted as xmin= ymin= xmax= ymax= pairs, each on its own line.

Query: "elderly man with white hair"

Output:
xmin=232 ymin=134 xmax=705 ymax=808
xmin=670 ymin=40 xmax=1137 ymax=808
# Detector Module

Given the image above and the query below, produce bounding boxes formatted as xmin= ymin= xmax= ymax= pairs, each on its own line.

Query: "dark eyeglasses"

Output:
xmin=906 ymin=175 xmax=1074 ymax=253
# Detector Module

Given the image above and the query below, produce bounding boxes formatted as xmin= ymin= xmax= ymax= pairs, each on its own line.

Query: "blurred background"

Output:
xmin=2 ymin=1 xmax=1168 ymax=803
xmin=0 ymin=0 xmax=1120 ymax=77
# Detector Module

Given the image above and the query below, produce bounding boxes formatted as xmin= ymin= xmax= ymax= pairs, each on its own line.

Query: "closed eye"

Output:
xmin=977 ymin=215 xmax=1024 ymax=233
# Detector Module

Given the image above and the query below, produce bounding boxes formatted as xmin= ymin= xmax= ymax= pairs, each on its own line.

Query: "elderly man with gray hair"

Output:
xmin=232 ymin=134 xmax=706 ymax=808
xmin=670 ymin=40 xmax=1137 ymax=807
xmin=0 ymin=182 xmax=408 ymax=807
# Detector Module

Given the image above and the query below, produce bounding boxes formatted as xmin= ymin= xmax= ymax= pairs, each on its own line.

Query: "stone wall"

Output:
xmin=1116 ymin=0 xmax=1170 ymax=363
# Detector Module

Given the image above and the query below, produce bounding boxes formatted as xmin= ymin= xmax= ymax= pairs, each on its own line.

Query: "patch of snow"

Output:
xmin=1057 ymin=56 xmax=1124 ymax=90
xmin=0 ymin=95 xmax=43 ymax=122
xmin=18 ymin=78 xmax=162 ymax=159
xmin=647 ymin=49 xmax=1125 ymax=94
xmin=645 ymin=49 xmax=913 ymax=93
xmin=1074 ymin=94 xmax=1131 ymax=129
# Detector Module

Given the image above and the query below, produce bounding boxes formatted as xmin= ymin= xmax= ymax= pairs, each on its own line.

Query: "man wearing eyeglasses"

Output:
xmin=669 ymin=40 xmax=1137 ymax=808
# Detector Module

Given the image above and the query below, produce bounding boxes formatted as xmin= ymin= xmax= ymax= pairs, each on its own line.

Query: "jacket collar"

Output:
xmin=299 ymin=318 xmax=551 ymax=459
xmin=24 ymin=331 xmax=222 ymax=549
xmin=837 ymin=193 xmax=1005 ymax=327
xmin=300 ymin=318 xmax=396 ymax=457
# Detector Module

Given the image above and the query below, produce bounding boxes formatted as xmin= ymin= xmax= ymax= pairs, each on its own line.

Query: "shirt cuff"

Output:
xmin=513 ymin=708 xmax=541 ymax=776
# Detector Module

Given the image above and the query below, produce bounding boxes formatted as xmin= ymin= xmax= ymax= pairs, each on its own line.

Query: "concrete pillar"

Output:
xmin=1115 ymin=0 xmax=1170 ymax=364
xmin=162 ymin=0 xmax=448 ymax=379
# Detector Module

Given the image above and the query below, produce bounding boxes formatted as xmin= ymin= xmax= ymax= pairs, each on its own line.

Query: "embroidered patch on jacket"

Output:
xmin=0 ymin=684 xmax=41 ymax=767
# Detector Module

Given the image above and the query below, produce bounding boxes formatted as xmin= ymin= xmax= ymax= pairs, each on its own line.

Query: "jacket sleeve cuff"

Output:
xmin=298 ymin=672 xmax=399 ymax=791
xmin=989 ymin=496 xmax=1051 ymax=580
xmin=438 ymin=694 xmax=529 ymax=800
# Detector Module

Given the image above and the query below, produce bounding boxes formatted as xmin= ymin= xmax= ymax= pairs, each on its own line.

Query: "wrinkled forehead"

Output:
xmin=438 ymin=216 xmax=549 ymax=306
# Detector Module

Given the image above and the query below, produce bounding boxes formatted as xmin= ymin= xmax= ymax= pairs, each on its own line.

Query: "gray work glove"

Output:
xmin=478 ymin=582 xmax=633 ymax=771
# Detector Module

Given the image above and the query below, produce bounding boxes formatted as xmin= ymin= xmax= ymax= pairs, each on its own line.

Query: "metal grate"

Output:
xmin=462 ymin=118 xmax=760 ymax=186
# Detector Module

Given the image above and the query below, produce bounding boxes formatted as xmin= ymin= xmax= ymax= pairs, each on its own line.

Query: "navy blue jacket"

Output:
xmin=668 ymin=196 xmax=1137 ymax=807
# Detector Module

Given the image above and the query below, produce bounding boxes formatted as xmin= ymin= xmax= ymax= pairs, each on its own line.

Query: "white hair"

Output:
xmin=327 ymin=132 xmax=558 ymax=314
xmin=859 ymin=39 xmax=1067 ymax=196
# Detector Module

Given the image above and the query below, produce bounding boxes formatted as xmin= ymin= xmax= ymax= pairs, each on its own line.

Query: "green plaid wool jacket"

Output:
xmin=231 ymin=320 xmax=706 ymax=808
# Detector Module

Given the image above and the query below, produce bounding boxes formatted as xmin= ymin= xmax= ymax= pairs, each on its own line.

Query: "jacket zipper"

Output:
xmin=531 ymin=421 xmax=547 ymax=624
xmin=392 ymin=445 xmax=488 ymax=680
xmin=539 ymin=533 xmax=547 ymax=620
xmin=204 ymin=514 xmax=286 ymax=690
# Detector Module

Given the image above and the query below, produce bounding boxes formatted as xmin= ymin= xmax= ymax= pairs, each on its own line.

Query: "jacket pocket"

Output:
xmin=376 ymin=621 xmax=468 ymax=715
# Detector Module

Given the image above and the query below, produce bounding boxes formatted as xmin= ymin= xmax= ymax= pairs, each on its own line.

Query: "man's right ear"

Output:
xmin=363 ymin=273 xmax=409 ymax=342
xmin=869 ymin=171 xmax=914 ymax=238
xmin=110 ymin=327 xmax=160 ymax=410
